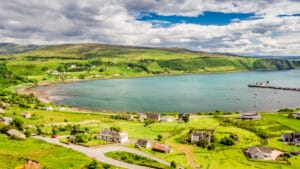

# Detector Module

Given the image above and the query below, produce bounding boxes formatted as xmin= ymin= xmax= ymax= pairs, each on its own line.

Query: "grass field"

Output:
xmin=1 ymin=105 xmax=300 ymax=169
xmin=105 ymin=151 xmax=169 ymax=169
xmin=0 ymin=134 xmax=93 ymax=169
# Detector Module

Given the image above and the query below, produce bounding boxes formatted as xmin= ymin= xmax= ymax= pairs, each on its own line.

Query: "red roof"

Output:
xmin=153 ymin=143 xmax=169 ymax=152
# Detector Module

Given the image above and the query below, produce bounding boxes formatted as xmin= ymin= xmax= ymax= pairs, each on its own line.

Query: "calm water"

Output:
xmin=35 ymin=69 xmax=300 ymax=113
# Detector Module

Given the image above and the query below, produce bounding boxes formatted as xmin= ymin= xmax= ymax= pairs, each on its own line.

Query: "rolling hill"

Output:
xmin=0 ymin=43 xmax=298 ymax=85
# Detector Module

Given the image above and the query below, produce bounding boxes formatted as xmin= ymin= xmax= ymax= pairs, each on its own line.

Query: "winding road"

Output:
xmin=33 ymin=136 xmax=170 ymax=169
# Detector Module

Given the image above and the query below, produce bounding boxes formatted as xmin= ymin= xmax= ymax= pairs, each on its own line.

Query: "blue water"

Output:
xmin=36 ymin=69 xmax=300 ymax=113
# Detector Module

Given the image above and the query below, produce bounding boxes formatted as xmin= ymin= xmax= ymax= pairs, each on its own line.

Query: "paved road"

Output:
xmin=33 ymin=136 xmax=170 ymax=169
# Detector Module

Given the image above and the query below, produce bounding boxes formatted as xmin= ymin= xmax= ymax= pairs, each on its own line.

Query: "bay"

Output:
xmin=34 ymin=69 xmax=300 ymax=113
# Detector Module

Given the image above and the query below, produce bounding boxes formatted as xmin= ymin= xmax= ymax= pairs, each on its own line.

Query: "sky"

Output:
xmin=0 ymin=0 xmax=300 ymax=56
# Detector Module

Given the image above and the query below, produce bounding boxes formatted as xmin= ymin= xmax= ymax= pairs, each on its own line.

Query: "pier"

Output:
xmin=248 ymin=81 xmax=300 ymax=91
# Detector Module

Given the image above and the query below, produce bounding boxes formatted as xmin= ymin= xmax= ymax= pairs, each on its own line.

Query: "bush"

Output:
xmin=74 ymin=133 xmax=90 ymax=143
xmin=207 ymin=143 xmax=215 ymax=150
xmin=157 ymin=134 xmax=163 ymax=142
xmin=105 ymin=151 xmax=167 ymax=169
xmin=85 ymin=160 xmax=100 ymax=169
xmin=196 ymin=139 xmax=209 ymax=148
xmin=24 ymin=130 xmax=31 ymax=137
xmin=12 ymin=118 xmax=24 ymax=130
xmin=182 ymin=115 xmax=189 ymax=123
xmin=109 ymin=126 xmax=121 ymax=132
xmin=170 ymin=161 xmax=176 ymax=168
xmin=220 ymin=136 xmax=235 ymax=146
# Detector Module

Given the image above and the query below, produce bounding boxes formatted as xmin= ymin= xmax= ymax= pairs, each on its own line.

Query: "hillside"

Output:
xmin=0 ymin=43 xmax=39 ymax=55
xmin=0 ymin=43 xmax=298 ymax=84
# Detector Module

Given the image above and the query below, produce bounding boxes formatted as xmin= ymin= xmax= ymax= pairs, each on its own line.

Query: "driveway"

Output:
xmin=33 ymin=136 xmax=170 ymax=169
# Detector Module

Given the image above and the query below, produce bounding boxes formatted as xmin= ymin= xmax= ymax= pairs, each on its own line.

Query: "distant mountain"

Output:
xmin=240 ymin=55 xmax=300 ymax=60
xmin=0 ymin=43 xmax=39 ymax=54
xmin=1 ymin=43 xmax=300 ymax=61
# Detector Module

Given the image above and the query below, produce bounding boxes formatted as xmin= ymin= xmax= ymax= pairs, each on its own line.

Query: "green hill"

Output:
xmin=0 ymin=43 xmax=298 ymax=86
xmin=0 ymin=43 xmax=39 ymax=55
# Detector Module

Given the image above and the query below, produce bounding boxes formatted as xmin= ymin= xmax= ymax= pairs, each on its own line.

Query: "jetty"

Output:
xmin=248 ymin=81 xmax=300 ymax=92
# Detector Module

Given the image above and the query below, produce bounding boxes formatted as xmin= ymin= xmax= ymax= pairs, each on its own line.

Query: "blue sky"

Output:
xmin=138 ymin=11 xmax=256 ymax=26
xmin=0 ymin=0 xmax=300 ymax=56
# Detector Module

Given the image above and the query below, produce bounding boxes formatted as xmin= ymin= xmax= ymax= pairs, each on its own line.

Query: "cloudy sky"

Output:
xmin=1 ymin=0 xmax=300 ymax=56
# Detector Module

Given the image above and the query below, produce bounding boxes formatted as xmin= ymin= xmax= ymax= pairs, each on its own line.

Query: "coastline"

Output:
xmin=15 ymin=69 xmax=300 ymax=114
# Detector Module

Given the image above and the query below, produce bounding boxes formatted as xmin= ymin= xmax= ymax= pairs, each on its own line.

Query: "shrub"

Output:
xmin=157 ymin=134 xmax=163 ymax=142
xmin=109 ymin=126 xmax=121 ymax=132
xmin=220 ymin=136 xmax=235 ymax=146
xmin=182 ymin=115 xmax=189 ymax=123
xmin=197 ymin=139 xmax=209 ymax=148
xmin=85 ymin=160 xmax=100 ymax=169
xmin=12 ymin=118 xmax=24 ymax=130
xmin=74 ymin=133 xmax=90 ymax=143
xmin=24 ymin=130 xmax=31 ymax=137
xmin=170 ymin=161 xmax=176 ymax=168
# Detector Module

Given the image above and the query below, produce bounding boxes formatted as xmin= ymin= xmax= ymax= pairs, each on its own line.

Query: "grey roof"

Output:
xmin=283 ymin=132 xmax=300 ymax=139
xmin=136 ymin=139 xmax=150 ymax=146
xmin=98 ymin=129 xmax=127 ymax=138
xmin=282 ymin=133 xmax=293 ymax=139
xmin=7 ymin=129 xmax=26 ymax=140
xmin=248 ymin=146 xmax=272 ymax=155
xmin=146 ymin=113 xmax=160 ymax=120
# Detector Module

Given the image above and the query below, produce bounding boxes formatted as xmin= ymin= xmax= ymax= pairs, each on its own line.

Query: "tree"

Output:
xmin=109 ymin=126 xmax=121 ymax=132
xmin=24 ymin=130 xmax=31 ymax=137
xmin=36 ymin=125 xmax=42 ymax=135
xmin=207 ymin=143 xmax=215 ymax=150
xmin=144 ymin=120 xmax=154 ymax=127
xmin=78 ymin=74 xmax=86 ymax=79
xmin=157 ymin=134 xmax=163 ymax=142
xmin=170 ymin=161 xmax=177 ymax=168
xmin=52 ymin=126 xmax=58 ymax=135
xmin=85 ymin=160 xmax=100 ymax=169
xmin=57 ymin=65 xmax=65 ymax=72
xmin=288 ymin=113 xmax=294 ymax=118
xmin=42 ymin=66 xmax=48 ymax=72
xmin=182 ymin=115 xmax=189 ymax=123
xmin=12 ymin=118 xmax=24 ymax=130
xmin=75 ymin=133 xmax=89 ymax=143
xmin=220 ymin=136 xmax=235 ymax=146
xmin=197 ymin=139 xmax=209 ymax=148
xmin=215 ymin=109 xmax=222 ymax=114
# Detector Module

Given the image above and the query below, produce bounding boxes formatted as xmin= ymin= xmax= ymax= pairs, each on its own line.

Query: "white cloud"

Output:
xmin=0 ymin=0 xmax=299 ymax=56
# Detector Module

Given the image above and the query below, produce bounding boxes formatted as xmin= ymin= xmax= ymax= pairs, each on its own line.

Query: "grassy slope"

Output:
xmin=3 ymin=106 xmax=300 ymax=169
xmin=0 ymin=43 xmax=274 ymax=83
xmin=0 ymin=134 xmax=93 ymax=169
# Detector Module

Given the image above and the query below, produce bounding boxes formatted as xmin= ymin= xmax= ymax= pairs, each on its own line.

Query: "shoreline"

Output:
xmin=16 ymin=69 xmax=300 ymax=114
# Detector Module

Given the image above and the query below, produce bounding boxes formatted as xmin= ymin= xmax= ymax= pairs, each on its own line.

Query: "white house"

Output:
xmin=247 ymin=146 xmax=283 ymax=160
xmin=21 ymin=112 xmax=32 ymax=118
xmin=160 ymin=116 xmax=172 ymax=122
xmin=293 ymin=112 xmax=300 ymax=119
xmin=240 ymin=113 xmax=261 ymax=120
xmin=191 ymin=132 xmax=211 ymax=143
xmin=0 ymin=117 xmax=12 ymax=125
xmin=45 ymin=106 xmax=53 ymax=111
xmin=96 ymin=129 xmax=128 ymax=143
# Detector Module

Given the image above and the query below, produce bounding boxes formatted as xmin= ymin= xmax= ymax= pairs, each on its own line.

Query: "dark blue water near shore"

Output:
xmin=36 ymin=69 xmax=300 ymax=113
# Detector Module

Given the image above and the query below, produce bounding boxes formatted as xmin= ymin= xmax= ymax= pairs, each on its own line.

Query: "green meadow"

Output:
xmin=2 ymin=105 xmax=300 ymax=169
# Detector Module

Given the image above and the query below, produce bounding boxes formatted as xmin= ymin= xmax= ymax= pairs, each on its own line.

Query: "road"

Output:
xmin=33 ymin=136 xmax=170 ymax=169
